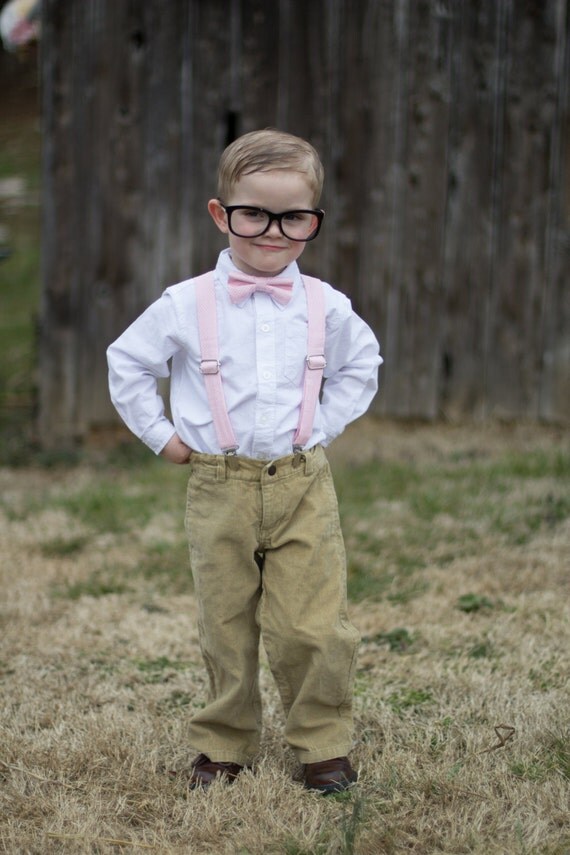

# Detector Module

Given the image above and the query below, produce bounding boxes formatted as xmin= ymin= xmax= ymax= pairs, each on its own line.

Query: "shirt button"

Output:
xmin=263 ymin=371 xmax=272 ymax=380
xmin=261 ymin=323 xmax=270 ymax=332
xmin=267 ymin=465 xmax=277 ymax=476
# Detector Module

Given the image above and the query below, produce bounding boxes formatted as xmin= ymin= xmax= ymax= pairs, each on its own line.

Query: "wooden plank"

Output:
xmin=437 ymin=0 xmax=501 ymax=420
xmin=39 ymin=0 xmax=89 ymax=443
xmin=538 ymin=0 xmax=570 ymax=422
xmin=79 ymin=1 xmax=152 ymax=428
xmin=376 ymin=0 xmax=452 ymax=418
xmin=185 ymin=0 xmax=234 ymax=275
xmin=485 ymin=0 xmax=566 ymax=420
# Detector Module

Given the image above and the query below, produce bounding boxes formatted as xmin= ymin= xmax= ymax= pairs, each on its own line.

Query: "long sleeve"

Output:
xmin=107 ymin=295 xmax=182 ymax=454
xmin=320 ymin=296 xmax=382 ymax=445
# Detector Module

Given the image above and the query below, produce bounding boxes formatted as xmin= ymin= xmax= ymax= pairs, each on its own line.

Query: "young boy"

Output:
xmin=107 ymin=129 xmax=382 ymax=793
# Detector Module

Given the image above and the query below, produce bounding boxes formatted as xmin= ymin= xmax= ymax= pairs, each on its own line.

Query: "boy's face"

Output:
xmin=208 ymin=171 xmax=316 ymax=277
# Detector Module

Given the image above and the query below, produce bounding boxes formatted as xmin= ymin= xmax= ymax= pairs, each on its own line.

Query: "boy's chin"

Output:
xmin=229 ymin=245 xmax=301 ymax=278
xmin=232 ymin=258 xmax=290 ymax=278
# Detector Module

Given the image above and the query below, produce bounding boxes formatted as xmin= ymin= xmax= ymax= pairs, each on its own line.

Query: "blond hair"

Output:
xmin=217 ymin=129 xmax=325 ymax=205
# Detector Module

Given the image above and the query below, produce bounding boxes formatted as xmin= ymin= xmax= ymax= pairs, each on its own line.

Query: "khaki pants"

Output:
xmin=184 ymin=444 xmax=360 ymax=765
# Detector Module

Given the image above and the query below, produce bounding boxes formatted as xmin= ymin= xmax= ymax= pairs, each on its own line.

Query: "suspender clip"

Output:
xmin=200 ymin=359 xmax=221 ymax=375
xmin=306 ymin=354 xmax=327 ymax=370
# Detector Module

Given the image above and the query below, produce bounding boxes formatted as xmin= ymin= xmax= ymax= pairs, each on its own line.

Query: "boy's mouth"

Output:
xmin=254 ymin=242 xmax=288 ymax=251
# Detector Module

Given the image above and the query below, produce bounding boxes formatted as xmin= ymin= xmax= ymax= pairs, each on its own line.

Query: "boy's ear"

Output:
xmin=208 ymin=199 xmax=229 ymax=234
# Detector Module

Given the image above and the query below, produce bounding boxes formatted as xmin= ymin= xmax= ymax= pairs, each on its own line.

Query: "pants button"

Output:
xmin=267 ymin=465 xmax=277 ymax=476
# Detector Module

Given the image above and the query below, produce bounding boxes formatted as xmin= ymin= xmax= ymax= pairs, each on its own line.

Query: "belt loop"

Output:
xmin=217 ymin=456 xmax=228 ymax=480
xmin=303 ymin=450 xmax=313 ymax=476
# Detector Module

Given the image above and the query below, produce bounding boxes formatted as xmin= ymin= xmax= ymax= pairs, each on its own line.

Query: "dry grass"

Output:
xmin=1 ymin=418 xmax=568 ymax=854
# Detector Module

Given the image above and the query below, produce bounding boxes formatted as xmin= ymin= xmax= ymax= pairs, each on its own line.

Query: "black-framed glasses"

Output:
xmin=220 ymin=204 xmax=324 ymax=242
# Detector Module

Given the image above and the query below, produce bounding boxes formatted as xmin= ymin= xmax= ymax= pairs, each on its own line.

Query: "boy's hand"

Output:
xmin=160 ymin=434 xmax=193 ymax=464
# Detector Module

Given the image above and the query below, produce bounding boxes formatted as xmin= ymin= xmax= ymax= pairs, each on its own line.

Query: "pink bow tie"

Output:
xmin=227 ymin=272 xmax=294 ymax=306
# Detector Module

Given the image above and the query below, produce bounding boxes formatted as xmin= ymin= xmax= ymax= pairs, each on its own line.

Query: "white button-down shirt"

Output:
xmin=107 ymin=249 xmax=382 ymax=459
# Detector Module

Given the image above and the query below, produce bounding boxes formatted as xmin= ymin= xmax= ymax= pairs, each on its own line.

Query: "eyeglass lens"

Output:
xmin=228 ymin=207 xmax=320 ymax=240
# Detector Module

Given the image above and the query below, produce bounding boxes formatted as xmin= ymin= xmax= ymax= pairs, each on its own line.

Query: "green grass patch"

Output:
xmin=40 ymin=535 xmax=90 ymax=558
xmin=488 ymin=450 xmax=570 ymax=480
xmin=138 ymin=540 xmax=193 ymax=594
xmin=54 ymin=571 xmax=131 ymax=600
xmin=335 ymin=460 xmax=421 ymax=512
xmin=57 ymin=483 xmax=158 ymax=534
xmin=528 ymin=658 xmax=566 ymax=691
xmin=386 ymin=687 xmax=434 ymax=714
xmin=346 ymin=525 xmax=430 ymax=603
xmin=491 ymin=492 xmax=570 ymax=545
xmin=53 ymin=459 xmax=187 ymax=531
xmin=372 ymin=627 xmax=415 ymax=653
xmin=510 ymin=733 xmax=570 ymax=782
xmin=387 ymin=578 xmax=430 ymax=604
xmin=456 ymin=593 xmax=496 ymax=613
xmin=468 ymin=638 xmax=495 ymax=659
xmin=134 ymin=656 xmax=192 ymax=684
xmin=157 ymin=690 xmax=196 ymax=713
xmin=347 ymin=561 xmax=394 ymax=602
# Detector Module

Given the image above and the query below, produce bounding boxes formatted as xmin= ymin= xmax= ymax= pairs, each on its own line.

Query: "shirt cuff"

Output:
xmin=141 ymin=421 xmax=178 ymax=455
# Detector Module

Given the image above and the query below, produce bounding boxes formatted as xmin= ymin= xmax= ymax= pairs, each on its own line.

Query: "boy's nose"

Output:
xmin=266 ymin=218 xmax=283 ymax=237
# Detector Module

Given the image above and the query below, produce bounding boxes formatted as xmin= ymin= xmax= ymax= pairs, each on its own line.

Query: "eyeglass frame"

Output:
xmin=219 ymin=202 xmax=325 ymax=242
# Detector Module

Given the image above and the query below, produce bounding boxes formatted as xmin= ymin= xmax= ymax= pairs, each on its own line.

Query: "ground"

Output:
xmin=1 ymin=417 xmax=568 ymax=854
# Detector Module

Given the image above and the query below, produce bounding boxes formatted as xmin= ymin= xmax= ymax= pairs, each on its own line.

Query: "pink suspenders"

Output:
xmin=194 ymin=271 xmax=326 ymax=455
xmin=292 ymin=276 xmax=326 ymax=452
xmin=194 ymin=272 xmax=239 ymax=453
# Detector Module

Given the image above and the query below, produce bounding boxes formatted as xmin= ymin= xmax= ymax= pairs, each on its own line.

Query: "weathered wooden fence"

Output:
xmin=39 ymin=0 xmax=569 ymax=446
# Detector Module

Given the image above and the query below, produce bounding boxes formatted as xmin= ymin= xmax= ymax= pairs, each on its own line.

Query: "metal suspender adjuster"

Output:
xmin=306 ymin=354 xmax=327 ymax=370
xmin=199 ymin=359 xmax=221 ymax=375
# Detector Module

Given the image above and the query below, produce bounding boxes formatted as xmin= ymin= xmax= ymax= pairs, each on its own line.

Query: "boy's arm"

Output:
xmin=107 ymin=294 xmax=183 ymax=455
xmin=320 ymin=304 xmax=382 ymax=445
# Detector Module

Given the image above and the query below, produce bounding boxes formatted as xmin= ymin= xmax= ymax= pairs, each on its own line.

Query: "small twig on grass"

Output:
xmin=0 ymin=759 xmax=81 ymax=791
xmin=452 ymin=786 xmax=490 ymax=800
xmin=478 ymin=724 xmax=516 ymax=754
xmin=46 ymin=832 xmax=158 ymax=850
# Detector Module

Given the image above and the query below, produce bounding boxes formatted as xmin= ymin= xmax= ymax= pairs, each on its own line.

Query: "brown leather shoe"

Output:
xmin=302 ymin=756 xmax=358 ymax=794
xmin=188 ymin=753 xmax=244 ymax=790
